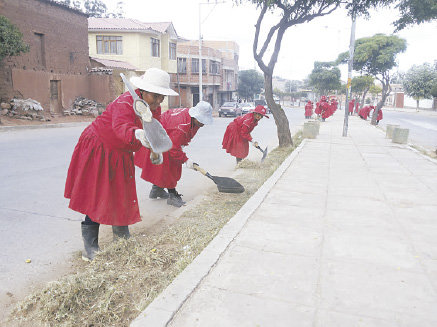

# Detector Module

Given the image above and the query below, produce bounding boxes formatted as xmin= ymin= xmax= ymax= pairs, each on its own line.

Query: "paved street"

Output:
xmin=132 ymin=110 xmax=437 ymax=327
xmin=0 ymin=109 xmax=304 ymax=318
xmin=378 ymin=109 xmax=437 ymax=150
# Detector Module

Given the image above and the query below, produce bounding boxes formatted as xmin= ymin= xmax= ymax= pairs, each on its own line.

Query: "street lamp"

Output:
xmin=198 ymin=1 xmax=225 ymax=102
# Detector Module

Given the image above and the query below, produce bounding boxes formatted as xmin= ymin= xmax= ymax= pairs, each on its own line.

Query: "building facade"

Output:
xmin=88 ymin=18 xmax=178 ymax=110
xmin=0 ymin=0 xmax=114 ymax=114
xmin=172 ymin=40 xmax=239 ymax=109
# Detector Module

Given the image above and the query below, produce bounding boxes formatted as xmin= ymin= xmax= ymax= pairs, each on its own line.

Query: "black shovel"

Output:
xmin=255 ymin=144 xmax=268 ymax=162
xmin=193 ymin=164 xmax=245 ymax=193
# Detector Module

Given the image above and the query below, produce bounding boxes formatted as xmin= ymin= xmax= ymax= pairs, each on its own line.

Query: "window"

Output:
xmin=96 ymin=36 xmax=122 ymax=55
xmin=169 ymin=42 xmax=176 ymax=60
xmin=192 ymin=58 xmax=207 ymax=74
xmin=151 ymin=38 xmax=160 ymax=57
xmin=192 ymin=58 xmax=199 ymax=74
xmin=210 ymin=60 xmax=220 ymax=75
xmin=177 ymin=58 xmax=187 ymax=74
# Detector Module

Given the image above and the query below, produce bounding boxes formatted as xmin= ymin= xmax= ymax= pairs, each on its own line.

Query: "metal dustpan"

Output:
xmin=255 ymin=145 xmax=268 ymax=162
xmin=194 ymin=164 xmax=245 ymax=193
xmin=120 ymin=73 xmax=172 ymax=153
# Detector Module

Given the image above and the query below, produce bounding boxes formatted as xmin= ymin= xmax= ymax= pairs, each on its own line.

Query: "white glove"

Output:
xmin=252 ymin=140 xmax=259 ymax=148
xmin=135 ymin=129 xmax=151 ymax=148
xmin=185 ymin=159 xmax=195 ymax=170
xmin=150 ymin=152 xmax=163 ymax=165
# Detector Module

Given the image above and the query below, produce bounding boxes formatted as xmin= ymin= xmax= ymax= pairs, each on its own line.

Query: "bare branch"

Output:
xmin=253 ymin=2 xmax=269 ymax=73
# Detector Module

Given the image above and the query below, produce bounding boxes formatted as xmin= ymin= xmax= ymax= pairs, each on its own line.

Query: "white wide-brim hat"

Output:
xmin=189 ymin=101 xmax=213 ymax=125
xmin=130 ymin=68 xmax=178 ymax=96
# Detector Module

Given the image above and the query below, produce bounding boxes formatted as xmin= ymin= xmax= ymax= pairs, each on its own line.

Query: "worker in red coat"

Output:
xmin=331 ymin=98 xmax=338 ymax=112
xmin=304 ymin=100 xmax=313 ymax=119
xmin=320 ymin=96 xmax=330 ymax=121
xmin=370 ymin=107 xmax=383 ymax=124
xmin=359 ymin=105 xmax=373 ymax=120
xmin=64 ymin=68 xmax=178 ymax=261
xmin=222 ymin=105 xmax=269 ymax=163
xmin=348 ymin=99 xmax=355 ymax=115
xmin=135 ymin=101 xmax=213 ymax=208
xmin=315 ymin=101 xmax=321 ymax=116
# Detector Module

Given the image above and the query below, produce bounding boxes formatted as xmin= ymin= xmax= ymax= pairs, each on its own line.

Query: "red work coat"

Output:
xmin=331 ymin=100 xmax=338 ymax=112
xmin=369 ymin=108 xmax=383 ymax=121
xmin=315 ymin=102 xmax=321 ymax=115
xmin=348 ymin=100 xmax=355 ymax=113
xmin=135 ymin=108 xmax=199 ymax=189
xmin=222 ymin=112 xmax=258 ymax=159
xmin=321 ymin=101 xmax=330 ymax=119
xmin=64 ymin=91 xmax=143 ymax=226
xmin=360 ymin=106 xmax=371 ymax=119
xmin=304 ymin=102 xmax=313 ymax=116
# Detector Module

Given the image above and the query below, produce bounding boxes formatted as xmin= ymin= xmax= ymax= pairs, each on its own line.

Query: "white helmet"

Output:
xmin=189 ymin=101 xmax=213 ymax=125
xmin=130 ymin=68 xmax=178 ymax=96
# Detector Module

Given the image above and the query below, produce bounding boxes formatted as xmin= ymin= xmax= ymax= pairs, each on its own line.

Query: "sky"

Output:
xmin=107 ymin=0 xmax=436 ymax=82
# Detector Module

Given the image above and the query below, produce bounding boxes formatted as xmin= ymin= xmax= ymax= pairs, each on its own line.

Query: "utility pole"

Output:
xmin=198 ymin=1 xmax=225 ymax=103
xmin=343 ymin=18 xmax=356 ymax=137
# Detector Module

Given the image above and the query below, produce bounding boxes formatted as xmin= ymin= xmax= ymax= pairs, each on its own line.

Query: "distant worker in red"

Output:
xmin=370 ymin=107 xmax=383 ymax=124
xmin=348 ymin=99 xmax=355 ymax=116
xmin=320 ymin=96 xmax=330 ymax=121
xmin=315 ymin=100 xmax=321 ymax=117
xmin=135 ymin=101 xmax=213 ymax=207
xmin=304 ymin=100 xmax=313 ymax=119
xmin=331 ymin=98 xmax=338 ymax=113
xmin=355 ymin=100 xmax=360 ymax=114
xmin=359 ymin=105 xmax=373 ymax=120
xmin=222 ymin=105 xmax=269 ymax=164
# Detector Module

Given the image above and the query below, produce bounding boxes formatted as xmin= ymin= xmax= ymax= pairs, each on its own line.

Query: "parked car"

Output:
xmin=240 ymin=102 xmax=256 ymax=114
xmin=218 ymin=102 xmax=242 ymax=117
xmin=254 ymin=99 xmax=271 ymax=114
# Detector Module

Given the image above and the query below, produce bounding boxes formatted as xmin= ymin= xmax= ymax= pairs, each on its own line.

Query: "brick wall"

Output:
xmin=0 ymin=0 xmax=115 ymax=113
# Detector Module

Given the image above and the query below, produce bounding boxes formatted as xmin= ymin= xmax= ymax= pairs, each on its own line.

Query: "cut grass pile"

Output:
xmin=10 ymin=132 xmax=303 ymax=327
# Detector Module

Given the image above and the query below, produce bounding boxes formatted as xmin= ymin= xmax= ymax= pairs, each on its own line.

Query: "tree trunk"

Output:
xmin=416 ymin=99 xmax=419 ymax=111
xmin=371 ymin=81 xmax=389 ymax=125
xmin=361 ymin=89 xmax=369 ymax=110
xmin=264 ymin=74 xmax=293 ymax=147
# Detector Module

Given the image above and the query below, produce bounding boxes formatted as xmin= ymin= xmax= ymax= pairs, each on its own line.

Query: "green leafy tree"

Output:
xmin=351 ymin=75 xmax=374 ymax=109
xmin=337 ymin=34 xmax=407 ymax=125
xmin=369 ymin=84 xmax=382 ymax=102
xmin=84 ymin=0 xmax=107 ymax=17
xmin=0 ymin=15 xmax=29 ymax=62
xmin=237 ymin=69 xmax=264 ymax=101
xmin=235 ymin=0 xmax=436 ymax=146
xmin=308 ymin=61 xmax=341 ymax=96
xmin=402 ymin=63 xmax=437 ymax=110
xmin=393 ymin=0 xmax=437 ymax=31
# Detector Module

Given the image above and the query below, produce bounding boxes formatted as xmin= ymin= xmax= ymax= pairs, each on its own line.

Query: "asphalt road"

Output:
xmin=0 ymin=108 xmax=305 ymax=318
xmin=377 ymin=110 xmax=437 ymax=149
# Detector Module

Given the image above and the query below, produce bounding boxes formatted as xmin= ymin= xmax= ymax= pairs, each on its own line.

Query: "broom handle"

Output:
xmin=193 ymin=163 xmax=207 ymax=176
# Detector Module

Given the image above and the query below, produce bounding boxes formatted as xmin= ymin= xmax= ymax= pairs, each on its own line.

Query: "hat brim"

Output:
xmin=130 ymin=76 xmax=179 ymax=96
xmin=189 ymin=107 xmax=213 ymax=125
xmin=251 ymin=110 xmax=269 ymax=118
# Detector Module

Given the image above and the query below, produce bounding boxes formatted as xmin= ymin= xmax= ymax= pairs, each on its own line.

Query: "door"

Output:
xmin=50 ymin=80 xmax=62 ymax=114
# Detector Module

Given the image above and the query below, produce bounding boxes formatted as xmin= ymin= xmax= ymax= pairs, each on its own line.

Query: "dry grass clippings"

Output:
xmin=10 ymin=132 xmax=302 ymax=327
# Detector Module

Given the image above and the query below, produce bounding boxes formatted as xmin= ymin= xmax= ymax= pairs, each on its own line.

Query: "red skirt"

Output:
xmin=222 ymin=123 xmax=249 ymax=159
xmin=135 ymin=147 xmax=182 ymax=189
xmin=64 ymin=127 xmax=141 ymax=226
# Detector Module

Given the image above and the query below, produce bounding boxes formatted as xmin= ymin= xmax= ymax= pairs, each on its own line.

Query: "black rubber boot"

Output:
xmin=167 ymin=192 xmax=186 ymax=207
xmin=149 ymin=185 xmax=169 ymax=199
xmin=81 ymin=223 xmax=99 ymax=261
xmin=112 ymin=226 xmax=130 ymax=240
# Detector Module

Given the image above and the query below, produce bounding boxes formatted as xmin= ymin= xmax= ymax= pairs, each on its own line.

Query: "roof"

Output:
xmin=88 ymin=18 xmax=175 ymax=35
xmin=38 ymin=0 xmax=88 ymax=16
xmin=90 ymin=57 xmax=138 ymax=70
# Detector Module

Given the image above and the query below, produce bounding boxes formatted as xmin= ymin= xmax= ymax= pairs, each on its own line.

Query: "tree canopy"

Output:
xmin=308 ymin=61 xmax=341 ymax=96
xmin=0 ymin=15 xmax=29 ymax=62
xmin=237 ymin=69 xmax=264 ymax=101
xmin=402 ymin=63 xmax=437 ymax=109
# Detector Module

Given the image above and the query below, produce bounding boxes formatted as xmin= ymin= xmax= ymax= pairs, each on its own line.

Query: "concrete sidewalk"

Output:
xmin=132 ymin=112 xmax=437 ymax=327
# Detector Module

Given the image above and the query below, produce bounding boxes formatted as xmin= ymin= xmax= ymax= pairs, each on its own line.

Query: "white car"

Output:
xmin=240 ymin=102 xmax=255 ymax=114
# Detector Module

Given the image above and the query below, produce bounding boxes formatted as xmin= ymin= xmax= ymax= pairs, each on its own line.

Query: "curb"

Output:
xmin=130 ymin=139 xmax=308 ymax=327
xmin=0 ymin=121 xmax=90 ymax=132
